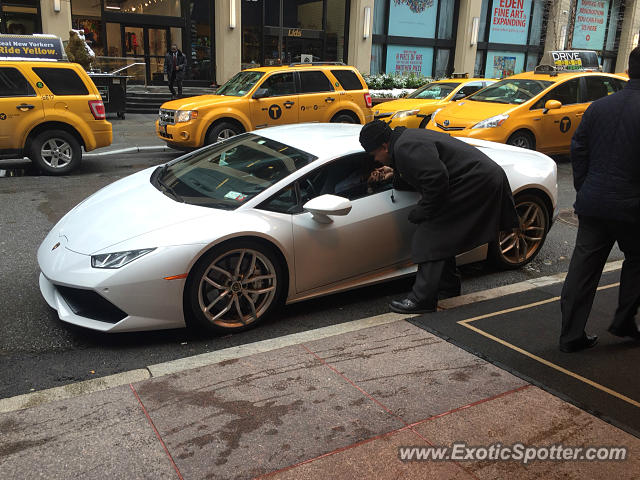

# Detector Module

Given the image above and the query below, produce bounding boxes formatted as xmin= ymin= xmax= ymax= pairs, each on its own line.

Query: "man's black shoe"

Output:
xmin=559 ymin=334 xmax=598 ymax=353
xmin=389 ymin=298 xmax=436 ymax=314
xmin=608 ymin=325 xmax=640 ymax=339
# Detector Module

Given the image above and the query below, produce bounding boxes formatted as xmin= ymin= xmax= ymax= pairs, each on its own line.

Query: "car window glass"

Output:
xmin=257 ymin=184 xmax=299 ymax=214
xmin=533 ymin=78 xmax=580 ymax=109
xmin=0 ymin=67 xmax=35 ymax=97
xmin=298 ymin=153 xmax=392 ymax=206
xmin=409 ymin=82 xmax=458 ymax=100
xmin=471 ymin=79 xmax=552 ymax=105
xmin=260 ymin=72 xmax=296 ymax=96
xmin=456 ymin=82 xmax=484 ymax=98
xmin=299 ymin=71 xmax=334 ymax=94
xmin=32 ymin=67 xmax=89 ymax=95
xmin=582 ymin=77 xmax=614 ymax=102
xmin=216 ymin=70 xmax=264 ymax=96
xmin=330 ymin=69 xmax=363 ymax=90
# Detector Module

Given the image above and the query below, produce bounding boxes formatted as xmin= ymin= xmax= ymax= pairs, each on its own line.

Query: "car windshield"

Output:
xmin=408 ymin=82 xmax=459 ymax=100
xmin=215 ymin=71 xmax=265 ymax=96
xmin=155 ymin=134 xmax=317 ymax=209
xmin=467 ymin=79 xmax=553 ymax=104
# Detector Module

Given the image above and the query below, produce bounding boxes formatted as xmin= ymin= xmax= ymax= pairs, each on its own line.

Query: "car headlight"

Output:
xmin=391 ymin=109 xmax=419 ymax=120
xmin=472 ymin=114 xmax=509 ymax=129
xmin=91 ymin=248 xmax=156 ymax=269
xmin=431 ymin=108 xmax=443 ymax=122
xmin=175 ymin=110 xmax=198 ymax=123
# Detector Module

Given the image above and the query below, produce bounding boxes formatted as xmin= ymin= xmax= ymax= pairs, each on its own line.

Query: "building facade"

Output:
xmin=4 ymin=0 xmax=639 ymax=84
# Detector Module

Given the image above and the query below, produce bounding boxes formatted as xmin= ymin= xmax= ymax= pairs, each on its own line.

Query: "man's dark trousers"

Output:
xmin=560 ymin=216 xmax=640 ymax=344
xmin=169 ymin=72 xmax=182 ymax=97
xmin=410 ymin=257 xmax=461 ymax=307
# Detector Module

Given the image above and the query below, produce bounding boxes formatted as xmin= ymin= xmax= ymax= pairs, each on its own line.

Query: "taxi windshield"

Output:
xmin=468 ymin=79 xmax=553 ymax=104
xmin=408 ymin=82 xmax=459 ymax=100
xmin=153 ymin=134 xmax=316 ymax=209
xmin=215 ymin=71 xmax=265 ymax=96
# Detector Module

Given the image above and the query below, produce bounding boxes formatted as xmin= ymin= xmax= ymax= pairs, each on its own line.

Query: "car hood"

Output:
xmin=161 ymin=94 xmax=242 ymax=110
xmin=435 ymin=100 xmax=518 ymax=128
xmin=53 ymin=168 xmax=215 ymax=255
xmin=375 ymin=98 xmax=443 ymax=114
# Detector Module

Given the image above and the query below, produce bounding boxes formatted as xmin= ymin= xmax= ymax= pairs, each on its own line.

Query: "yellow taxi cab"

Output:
xmin=156 ymin=63 xmax=373 ymax=149
xmin=373 ymin=77 xmax=496 ymax=128
xmin=426 ymin=51 xmax=628 ymax=154
xmin=0 ymin=34 xmax=112 ymax=174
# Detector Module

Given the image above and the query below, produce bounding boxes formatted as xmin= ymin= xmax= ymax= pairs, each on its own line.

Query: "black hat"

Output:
xmin=629 ymin=46 xmax=640 ymax=79
xmin=359 ymin=120 xmax=392 ymax=153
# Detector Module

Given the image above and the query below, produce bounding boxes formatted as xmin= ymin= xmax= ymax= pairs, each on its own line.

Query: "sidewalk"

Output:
xmin=2 ymin=270 xmax=639 ymax=479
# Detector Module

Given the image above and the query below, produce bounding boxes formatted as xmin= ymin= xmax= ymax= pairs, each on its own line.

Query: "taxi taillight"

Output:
xmin=88 ymin=100 xmax=106 ymax=120
xmin=364 ymin=92 xmax=373 ymax=108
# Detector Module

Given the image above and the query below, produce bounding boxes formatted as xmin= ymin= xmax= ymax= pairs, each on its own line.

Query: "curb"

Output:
xmin=84 ymin=145 xmax=174 ymax=157
xmin=0 ymin=260 xmax=624 ymax=414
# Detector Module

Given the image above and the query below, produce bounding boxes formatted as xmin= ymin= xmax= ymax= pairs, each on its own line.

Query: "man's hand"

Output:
xmin=367 ymin=166 xmax=394 ymax=184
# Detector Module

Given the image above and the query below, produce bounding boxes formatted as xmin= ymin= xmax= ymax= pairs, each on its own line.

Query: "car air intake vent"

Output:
xmin=56 ymin=286 xmax=127 ymax=324
xmin=435 ymin=122 xmax=465 ymax=131
xmin=159 ymin=109 xmax=176 ymax=125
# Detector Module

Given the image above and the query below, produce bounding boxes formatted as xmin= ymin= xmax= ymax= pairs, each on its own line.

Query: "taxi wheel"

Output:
xmin=205 ymin=122 xmax=241 ymax=145
xmin=29 ymin=130 xmax=82 ymax=175
xmin=507 ymin=130 xmax=535 ymax=150
xmin=185 ymin=239 xmax=286 ymax=333
xmin=331 ymin=112 xmax=358 ymax=124
xmin=490 ymin=193 xmax=550 ymax=269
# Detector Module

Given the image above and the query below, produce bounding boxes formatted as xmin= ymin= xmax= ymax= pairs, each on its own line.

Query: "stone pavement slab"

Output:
xmin=132 ymin=342 xmax=406 ymax=480
xmin=302 ymin=321 xmax=528 ymax=423
xmin=413 ymin=385 xmax=640 ymax=479
xmin=0 ymin=385 xmax=176 ymax=480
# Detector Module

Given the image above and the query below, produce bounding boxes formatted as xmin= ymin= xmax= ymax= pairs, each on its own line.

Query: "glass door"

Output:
xmin=147 ymin=28 xmax=169 ymax=84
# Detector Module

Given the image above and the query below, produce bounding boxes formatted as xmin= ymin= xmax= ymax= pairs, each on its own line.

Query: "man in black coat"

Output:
xmin=164 ymin=44 xmax=186 ymax=99
xmin=359 ymin=121 xmax=519 ymax=314
xmin=559 ymin=47 xmax=640 ymax=353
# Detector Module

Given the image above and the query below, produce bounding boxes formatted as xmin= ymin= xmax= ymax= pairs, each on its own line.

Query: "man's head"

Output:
xmin=170 ymin=44 xmax=178 ymax=53
xmin=359 ymin=120 xmax=393 ymax=166
xmin=629 ymin=46 xmax=640 ymax=79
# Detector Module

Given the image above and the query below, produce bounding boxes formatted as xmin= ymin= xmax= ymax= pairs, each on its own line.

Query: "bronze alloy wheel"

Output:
xmin=498 ymin=196 xmax=548 ymax=266
xmin=195 ymin=247 xmax=278 ymax=329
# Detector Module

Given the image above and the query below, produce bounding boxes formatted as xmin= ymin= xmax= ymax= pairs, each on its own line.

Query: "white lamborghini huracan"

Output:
xmin=38 ymin=123 xmax=557 ymax=333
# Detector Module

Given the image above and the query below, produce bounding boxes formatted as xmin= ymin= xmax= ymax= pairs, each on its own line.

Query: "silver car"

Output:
xmin=38 ymin=123 xmax=557 ymax=333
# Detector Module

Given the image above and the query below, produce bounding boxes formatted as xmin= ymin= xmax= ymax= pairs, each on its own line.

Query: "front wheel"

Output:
xmin=29 ymin=129 xmax=82 ymax=175
xmin=186 ymin=240 xmax=285 ymax=333
xmin=205 ymin=121 xmax=241 ymax=145
xmin=507 ymin=130 xmax=535 ymax=150
xmin=490 ymin=193 xmax=550 ymax=269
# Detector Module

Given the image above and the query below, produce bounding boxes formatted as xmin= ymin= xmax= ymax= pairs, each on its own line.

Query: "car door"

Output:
xmin=297 ymin=70 xmax=337 ymax=122
xmin=0 ymin=65 xmax=43 ymax=151
xmin=536 ymin=77 xmax=584 ymax=153
xmin=289 ymin=154 xmax=419 ymax=293
xmin=249 ymin=72 xmax=299 ymax=128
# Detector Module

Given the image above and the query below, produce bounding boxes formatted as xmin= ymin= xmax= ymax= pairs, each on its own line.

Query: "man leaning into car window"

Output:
xmin=359 ymin=120 xmax=519 ymax=314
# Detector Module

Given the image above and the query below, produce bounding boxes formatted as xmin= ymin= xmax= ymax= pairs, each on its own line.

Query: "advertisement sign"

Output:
xmin=572 ymin=0 xmax=610 ymax=50
xmin=388 ymin=0 xmax=438 ymax=39
xmin=386 ymin=45 xmax=434 ymax=76
xmin=488 ymin=0 xmax=532 ymax=45
xmin=0 ymin=35 xmax=64 ymax=61
xmin=485 ymin=51 xmax=525 ymax=78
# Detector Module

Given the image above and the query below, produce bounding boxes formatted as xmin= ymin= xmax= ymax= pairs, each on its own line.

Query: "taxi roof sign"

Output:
xmin=0 ymin=34 xmax=65 ymax=61
xmin=536 ymin=50 xmax=601 ymax=74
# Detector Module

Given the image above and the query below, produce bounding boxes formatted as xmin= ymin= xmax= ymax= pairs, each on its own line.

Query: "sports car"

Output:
xmin=38 ymin=123 xmax=558 ymax=333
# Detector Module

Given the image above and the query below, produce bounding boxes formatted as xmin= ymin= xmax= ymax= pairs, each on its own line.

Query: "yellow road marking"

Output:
xmin=457 ymin=283 xmax=640 ymax=408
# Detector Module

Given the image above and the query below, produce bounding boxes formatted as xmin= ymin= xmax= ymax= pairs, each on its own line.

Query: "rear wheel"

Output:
xmin=330 ymin=112 xmax=358 ymax=124
xmin=186 ymin=240 xmax=285 ymax=333
xmin=507 ymin=130 xmax=535 ymax=150
xmin=29 ymin=129 xmax=82 ymax=175
xmin=205 ymin=121 xmax=242 ymax=145
xmin=490 ymin=193 xmax=550 ymax=269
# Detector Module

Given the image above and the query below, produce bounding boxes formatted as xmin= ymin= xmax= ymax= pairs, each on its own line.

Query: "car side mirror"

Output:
xmin=453 ymin=92 xmax=466 ymax=101
xmin=303 ymin=194 xmax=352 ymax=224
xmin=543 ymin=99 xmax=562 ymax=114
xmin=253 ymin=88 xmax=269 ymax=99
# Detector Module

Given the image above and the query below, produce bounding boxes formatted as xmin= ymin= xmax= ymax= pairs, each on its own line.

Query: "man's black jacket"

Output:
xmin=571 ymin=78 xmax=640 ymax=223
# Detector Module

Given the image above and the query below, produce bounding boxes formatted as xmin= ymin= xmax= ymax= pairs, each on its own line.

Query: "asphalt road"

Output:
xmin=0 ymin=150 xmax=623 ymax=400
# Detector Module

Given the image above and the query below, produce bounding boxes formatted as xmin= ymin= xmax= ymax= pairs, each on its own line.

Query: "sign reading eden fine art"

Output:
xmin=489 ymin=0 xmax=532 ymax=45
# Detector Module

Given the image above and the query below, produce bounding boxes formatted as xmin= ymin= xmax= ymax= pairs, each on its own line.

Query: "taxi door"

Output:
xmin=537 ymin=78 xmax=585 ymax=153
xmin=249 ymin=72 xmax=299 ymax=128
xmin=296 ymin=70 xmax=336 ymax=122
xmin=0 ymin=64 xmax=43 ymax=150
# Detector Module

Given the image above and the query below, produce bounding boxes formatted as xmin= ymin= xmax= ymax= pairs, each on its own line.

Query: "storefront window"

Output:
xmin=370 ymin=43 xmax=383 ymax=74
xmin=326 ymin=0 xmax=346 ymax=62
xmin=186 ymin=0 xmax=211 ymax=81
xmin=485 ymin=51 xmax=525 ymax=79
xmin=605 ymin=0 xmax=622 ymax=51
xmin=111 ymin=0 xmax=182 ymax=16
xmin=434 ymin=49 xmax=450 ymax=78
xmin=2 ymin=1 xmax=40 ymax=35
xmin=242 ymin=0 xmax=263 ymax=68
xmin=373 ymin=0 xmax=385 ymax=35
xmin=528 ymin=0 xmax=545 ymax=46
xmin=284 ymin=0 xmax=323 ymax=30
xmin=388 ymin=0 xmax=437 ymax=38
xmin=437 ymin=0 xmax=455 ymax=40
xmin=386 ymin=45 xmax=434 ymax=76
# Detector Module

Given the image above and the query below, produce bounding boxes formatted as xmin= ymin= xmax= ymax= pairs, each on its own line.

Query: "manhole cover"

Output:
xmin=557 ymin=208 xmax=578 ymax=227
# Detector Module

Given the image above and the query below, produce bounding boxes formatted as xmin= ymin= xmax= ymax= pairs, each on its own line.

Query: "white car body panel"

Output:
xmin=38 ymin=123 xmax=558 ymax=332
